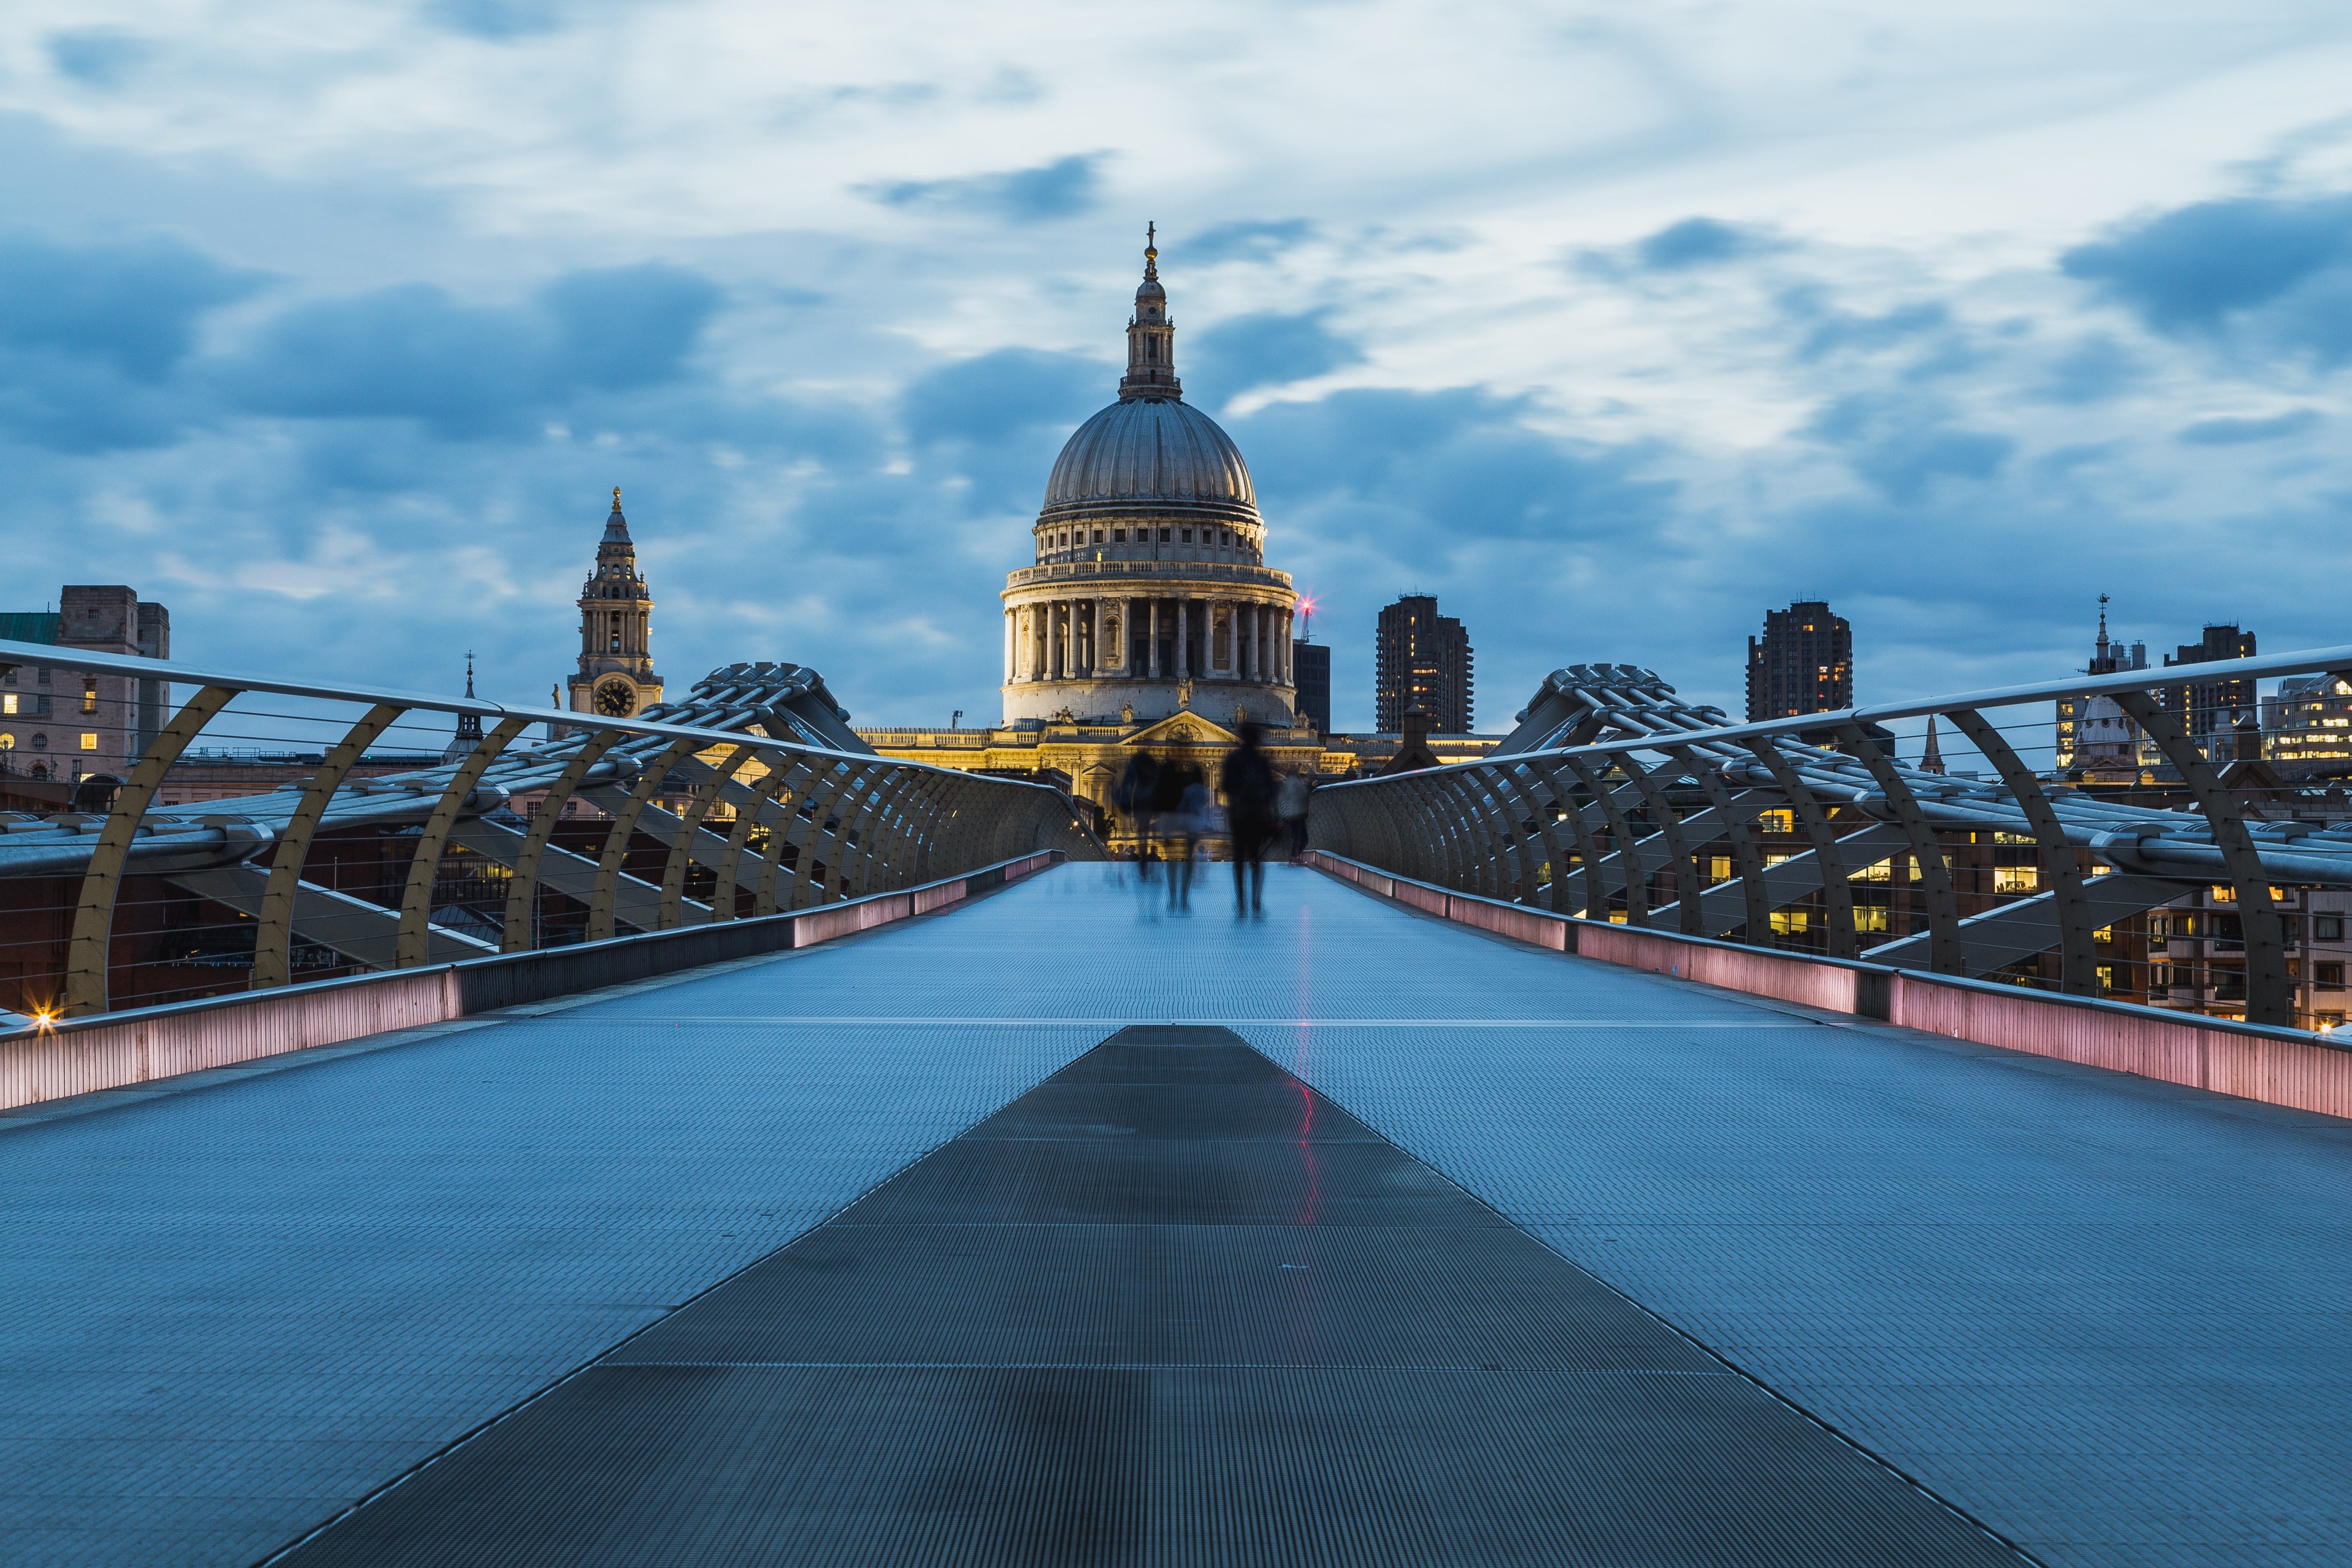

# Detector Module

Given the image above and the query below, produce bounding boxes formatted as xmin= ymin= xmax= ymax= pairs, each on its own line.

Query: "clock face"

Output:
xmin=594 ymin=681 xmax=635 ymax=717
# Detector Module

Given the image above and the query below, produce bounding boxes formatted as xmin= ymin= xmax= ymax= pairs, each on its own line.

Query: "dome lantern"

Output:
xmin=1119 ymin=223 xmax=1182 ymax=404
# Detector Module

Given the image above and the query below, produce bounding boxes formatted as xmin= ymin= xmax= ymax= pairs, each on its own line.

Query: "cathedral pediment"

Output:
xmin=1124 ymin=712 xmax=1238 ymax=748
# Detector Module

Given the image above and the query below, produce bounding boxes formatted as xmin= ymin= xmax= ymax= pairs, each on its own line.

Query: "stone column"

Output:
xmin=1147 ymin=599 xmax=1160 ymax=677
xmin=1174 ymin=597 xmax=1189 ymax=679
xmin=1118 ymin=597 xmax=1133 ymax=672
xmin=1243 ymin=603 xmax=1258 ymax=681
xmin=1004 ymin=609 xmax=1014 ymax=683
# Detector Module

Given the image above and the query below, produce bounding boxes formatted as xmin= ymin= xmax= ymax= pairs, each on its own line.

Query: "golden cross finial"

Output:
xmin=612 ymin=485 xmax=622 ymax=508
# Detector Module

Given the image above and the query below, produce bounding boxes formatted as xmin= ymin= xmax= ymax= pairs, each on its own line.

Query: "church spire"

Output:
xmin=1119 ymin=223 xmax=1182 ymax=403
xmin=445 ymin=649 xmax=485 ymax=760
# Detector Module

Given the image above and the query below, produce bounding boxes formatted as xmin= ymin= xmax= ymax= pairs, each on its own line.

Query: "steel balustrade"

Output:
xmin=0 ymin=642 xmax=1101 ymax=1019
xmin=1309 ymin=650 xmax=2352 ymax=1032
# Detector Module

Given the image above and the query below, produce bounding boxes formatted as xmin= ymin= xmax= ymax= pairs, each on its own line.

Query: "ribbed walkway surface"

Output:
xmin=2 ymin=864 xmax=2348 ymax=1565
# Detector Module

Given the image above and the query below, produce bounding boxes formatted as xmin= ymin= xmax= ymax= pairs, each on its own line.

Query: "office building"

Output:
xmin=1292 ymin=639 xmax=1331 ymax=735
xmin=2266 ymin=674 xmax=2352 ymax=767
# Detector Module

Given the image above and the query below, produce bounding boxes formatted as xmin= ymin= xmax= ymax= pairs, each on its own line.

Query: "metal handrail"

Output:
xmin=0 ymin=639 xmax=1101 ymax=1020
xmin=1309 ymin=652 xmax=2352 ymax=1031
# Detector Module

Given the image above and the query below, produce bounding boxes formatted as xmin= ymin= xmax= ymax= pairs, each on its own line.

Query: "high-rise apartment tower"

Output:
xmin=1745 ymin=600 xmax=1851 ymax=724
xmin=1375 ymin=595 xmax=1472 ymax=734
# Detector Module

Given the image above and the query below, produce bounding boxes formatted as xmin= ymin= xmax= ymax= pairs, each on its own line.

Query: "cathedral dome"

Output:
xmin=1041 ymin=397 xmax=1256 ymax=514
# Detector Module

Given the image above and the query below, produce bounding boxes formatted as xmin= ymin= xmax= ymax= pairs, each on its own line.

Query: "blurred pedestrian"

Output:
xmin=1277 ymin=768 xmax=1312 ymax=859
xmin=1221 ymin=722 xmax=1279 ymax=915
xmin=1113 ymin=751 xmax=1162 ymax=878
xmin=1165 ymin=760 xmax=1208 ymax=909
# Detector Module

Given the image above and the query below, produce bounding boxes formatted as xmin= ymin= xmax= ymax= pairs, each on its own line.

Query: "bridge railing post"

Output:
xmin=1743 ymin=740 xmax=1856 ymax=958
xmin=1565 ymin=756 xmax=1648 ymax=927
xmin=503 ymin=730 xmax=623 ymax=952
xmin=250 ymin=704 xmax=406 ymax=990
xmin=2113 ymin=691 xmax=2290 ymax=1026
xmin=1620 ymin=752 xmax=1702 ymax=936
xmin=64 ymin=685 xmax=237 ymax=1017
xmin=1668 ymin=748 xmax=1770 ymax=942
xmin=1835 ymin=723 xmax=1963 ymax=974
xmin=399 ymin=715 xmax=531 ymax=967
xmin=1944 ymin=707 xmax=2094 ymax=991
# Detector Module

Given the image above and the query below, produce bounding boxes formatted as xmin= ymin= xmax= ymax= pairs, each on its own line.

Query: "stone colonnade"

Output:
xmin=1005 ymin=595 xmax=1296 ymax=685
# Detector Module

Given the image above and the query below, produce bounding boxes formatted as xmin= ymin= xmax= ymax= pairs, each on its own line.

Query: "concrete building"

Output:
xmin=1745 ymin=600 xmax=1850 ymax=724
xmin=1374 ymin=595 xmax=1472 ymax=735
xmin=2162 ymin=623 xmax=2257 ymax=761
xmin=0 ymin=585 xmax=170 ymax=787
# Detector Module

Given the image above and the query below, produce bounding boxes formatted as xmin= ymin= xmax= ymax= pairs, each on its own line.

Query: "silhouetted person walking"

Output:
xmin=1277 ymin=768 xmax=1312 ymax=859
xmin=1114 ymin=752 xmax=1162 ymax=877
xmin=1222 ymin=722 xmax=1279 ymax=915
xmin=1154 ymin=758 xmax=1205 ymax=909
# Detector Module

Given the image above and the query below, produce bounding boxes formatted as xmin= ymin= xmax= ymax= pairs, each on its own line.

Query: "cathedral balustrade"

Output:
xmin=1307 ymin=645 xmax=2352 ymax=1034
xmin=0 ymin=637 xmax=1101 ymax=1027
xmin=1004 ymin=561 xmax=1294 ymax=590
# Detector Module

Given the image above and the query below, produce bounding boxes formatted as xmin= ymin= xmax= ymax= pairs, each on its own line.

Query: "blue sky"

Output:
xmin=2 ymin=3 xmax=2349 ymax=736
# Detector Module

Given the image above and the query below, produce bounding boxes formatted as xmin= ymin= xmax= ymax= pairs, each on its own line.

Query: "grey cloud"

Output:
xmin=1635 ymin=216 xmax=1773 ymax=271
xmin=2177 ymin=409 xmax=2322 ymax=445
xmin=0 ymin=231 xmax=263 ymax=380
xmin=0 ymin=231 xmax=262 ymax=451
xmin=2063 ymin=190 xmax=2352 ymax=365
xmin=2035 ymin=335 xmax=2139 ymax=404
xmin=1789 ymin=296 xmax=1952 ymax=362
xmin=1187 ymin=310 xmax=1363 ymax=400
xmin=1805 ymin=393 xmax=2013 ymax=501
xmin=2063 ymin=192 xmax=2352 ymax=329
xmin=898 ymin=348 xmax=1108 ymax=513
xmin=1238 ymin=387 xmax=1676 ymax=549
xmin=421 ymin=0 xmax=568 ymax=39
xmin=46 ymin=29 xmax=151 ymax=88
xmin=1575 ymin=217 xmax=1782 ymax=280
xmin=866 ymin=154 xmax=1103 ymax=222
xmin=1185 ymin=220 xmax=1317 ymax=266
xmin=213 ymin=264 xmax=722 ymax=437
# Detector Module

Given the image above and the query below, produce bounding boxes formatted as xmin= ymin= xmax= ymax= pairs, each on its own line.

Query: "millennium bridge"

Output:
xmin=3 ymin=633 xmax=2351 ymax=1567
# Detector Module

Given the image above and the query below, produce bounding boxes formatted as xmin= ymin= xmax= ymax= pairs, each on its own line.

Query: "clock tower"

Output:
xmin=567 ymin=487 xmax=663 ymax=721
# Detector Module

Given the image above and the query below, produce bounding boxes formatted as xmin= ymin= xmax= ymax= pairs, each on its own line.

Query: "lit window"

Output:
xmin=82 ymin=684 xmax=97 ymax=714
xmin=80 ymin=732 xmax=98 ymax=751
xmin=1 ymin=694 xmax=12 ymax=715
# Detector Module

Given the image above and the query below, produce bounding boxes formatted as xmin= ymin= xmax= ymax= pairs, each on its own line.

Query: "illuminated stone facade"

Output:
xmin=859 ymin=236 xmax=1500 ymax=838
xmin=565 ymin=489 xmax=663 ymax=722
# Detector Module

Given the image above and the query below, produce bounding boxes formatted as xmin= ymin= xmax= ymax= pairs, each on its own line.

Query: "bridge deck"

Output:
xmin=2 ymin=864 xmax=2347 ymax=1565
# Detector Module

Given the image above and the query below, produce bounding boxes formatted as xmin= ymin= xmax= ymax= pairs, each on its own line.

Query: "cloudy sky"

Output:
xmin=3 ymin=2 xmax=2349 ymax=737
